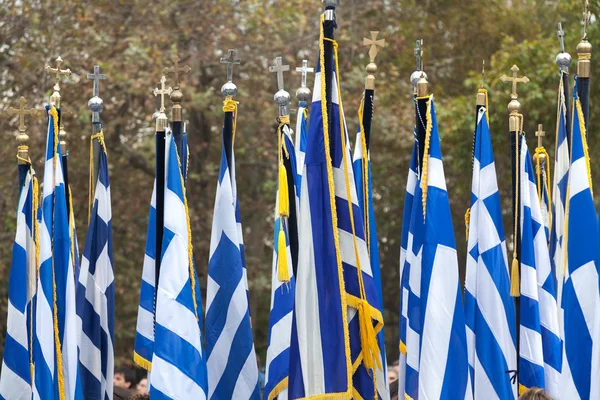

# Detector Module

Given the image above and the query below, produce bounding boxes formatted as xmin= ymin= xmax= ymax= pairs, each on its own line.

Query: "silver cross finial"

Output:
xmin=269 ymin=57 xmax=290 ymax=92
xmin=220 ymin=49 xmax=241 ymax=82
xmin=414 ymin=40 xmax=423 ymax=71
xmin=295 ymin=60 xmax=314 ymax=89
xmin=558 ymin=23 xmax=566 ymax=53
xmin=87 ymin=65 xmax=106 ymax=97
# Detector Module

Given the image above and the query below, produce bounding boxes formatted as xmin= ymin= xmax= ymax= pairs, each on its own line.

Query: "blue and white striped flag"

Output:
xmin=33 ymin=106 xmax=82 ymax=400
xmin=205 ymin=101 xmax=259 ymax=400
xmin=465 ymin=107 xmax=517 ymax=399
xmin=397 ymin=138 xmax=418 ymax=398
xmin=559 ymin=87 xmax=600 ymax=399
xmin=150 ymin=133 xmax=208 ymax=399
xmin=550 ymin=74 xmax=570 ymax=302
xmin=518 ymin=134 xmax=562 ymax=397
xmin=264 ymin=125 xmax=298 ymax=400
xmin=0 ymin=167 xmax=37 ymax=400
xmin=295 ymin=105 xmax=308 ymax=192
xmin=75 ymin=132 xmax=114 ymax=400
xmin=404 ymin=96 xmax=472 ymax=400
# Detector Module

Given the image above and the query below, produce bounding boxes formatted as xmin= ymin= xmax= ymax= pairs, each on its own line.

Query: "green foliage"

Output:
xmin=0 ymin=0 xmax=598 ymax=367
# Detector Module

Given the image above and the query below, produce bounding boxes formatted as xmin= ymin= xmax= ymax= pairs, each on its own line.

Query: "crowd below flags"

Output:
xmin=1 ymin=2 xmax=600 ymax=400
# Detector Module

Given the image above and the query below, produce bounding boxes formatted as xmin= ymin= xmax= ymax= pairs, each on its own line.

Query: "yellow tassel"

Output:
xmin=464 ymin=208 xmax=471 ymax=242
xmin=278 ymin=165 xmax=289 ymax=217
xmin=357 ymin=301 xmax=381 ymax=373
xmin=510 ymin=257 xmax=520 ymax=297
xmin=277 ymin=228 xmax=290 ymax=283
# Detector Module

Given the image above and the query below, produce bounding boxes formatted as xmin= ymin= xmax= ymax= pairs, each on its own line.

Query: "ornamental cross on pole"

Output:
xmin=557 ymin=23 xmax=566 ymax=53
xmin=363 ymin=31 xmax=385 ymax=63
xmin=500 ymin=65 xmax=529 ymax=100
xmin=269 ymin=57 xmax=290 ymax=92
xmin=163 ymin=55 xmax=191 ymax=89
xmin=87 ymin=65 xmax=106 ymax=97
xmin=220 ymin=49 xmax=241 ymax=83
xmin=8 ymin=96 xmax=39 ymax=132
xmin=583 ymin=0 xmax=591 ymax=39
xmin=414 ymin=40 xmax=423 ymax=71
xmin=295 ymin=60 xmax=314 ymax=89
xmin=46 ymin=56 xmax=71 ymax=91
xmin=153 ymin=76 xmax=172 ymax=113
xmin=536 ymin=124 xmax=545 ymax=148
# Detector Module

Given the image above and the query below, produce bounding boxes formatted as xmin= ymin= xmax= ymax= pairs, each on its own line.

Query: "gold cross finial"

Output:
xmin=7 ymin=96 xmax=40 ymax=132
xmin=583 ymin=0 xmax=591 ymax=39
xmin=45 ymin=56 xmax=71 ymax=91
xmin=536 ymin=124 xmax=545 ymax=147
xmin=153 ymin=76 xmax=172 ymax=113
xmin=163 ymin=55 xmax=191 ymax=89
xmin=363 ymin=31 xmax=385 ymax=63
xmin=500 ymin=65 xmax=529 ymax=100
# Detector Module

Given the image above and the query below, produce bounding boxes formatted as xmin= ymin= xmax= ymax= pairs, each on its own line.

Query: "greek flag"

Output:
xmin=295 ymin=105 xmax=308 ymax=192
xmin=518 ymin=134 xmax=562 ymax=397
xmin=550 ymin=74 xmax=570 ymax=302
xmin=352 ymin=101 xmax=387 ymax=397
xmin=0 ymin=167 xmax=37 ymax=400
xmin=560 ymin=88 xmax=600 ymax=399
xmin=464 ymin=108 xmax=517 ymax=399
xmin=75 ymin=132 xmax=114 ymax=400
xmin=264 ymin=125 xmax=298 ymax=400
xmin=149 ymin=133 xmax=208 ymax=399
xmin=405 ymin=97 xmax=472 ymax=400
xmin=205 ymin=102 xmax=260 ymax=400
xmin=33 ymin=106 xmax=82 ymax=400
xmin=397 ymin=138 xmax=418 ymax=398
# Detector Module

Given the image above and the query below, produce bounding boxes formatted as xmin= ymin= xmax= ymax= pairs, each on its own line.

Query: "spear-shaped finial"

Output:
xmin=45 ymin=56 xmax=71 ymax=108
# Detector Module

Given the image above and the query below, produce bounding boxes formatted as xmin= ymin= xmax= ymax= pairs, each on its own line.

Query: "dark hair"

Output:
xmin=518 ymin=388 xmax=552 ymax=400
xmin=115 ymin=366 xmax=138 ymax=386
xmin=389 ymin=379 xmax=399 ymax=400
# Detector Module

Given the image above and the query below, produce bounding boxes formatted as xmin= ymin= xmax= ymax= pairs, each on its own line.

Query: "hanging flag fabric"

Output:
xmin=0 ymin=167 xmax=37 ymax=400
xmin=560 ymin=86 xmax=600 ymax=399
xmin=517 ymin=133 xmax=562 ymax=397
xmin=75 ymin=131 xmax=114 ymax=400
xmin=464 ymin=107 xmax=517 ymax=399
xmin=550 ymin=74 xmax=570 ymax=303
xmin=397 ymin=138 xmax=418 ymax=398
xmin=352 ymin=97 xmax=387 ymax=398
xmin=264 ymin=123 xmax=298 ymax=400
xmin=205 ymin=100 xmax=260 ymax=400
xmin=33 ymin=106 xmax=82 ymax=400
xmin=405 ymin=96 xmax=472 ymax=400
xmin=294 ymin=104 xmax=308 ymax=195
xmin=149 ymin=133 xmax=208 ymax=399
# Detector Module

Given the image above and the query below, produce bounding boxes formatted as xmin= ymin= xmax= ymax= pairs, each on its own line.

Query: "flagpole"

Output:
xmin=87 ymin=65 xmax=107 ymax=195
xmin=577 ymin=1 xmax=592 ymax=135
xmin=164 ymin=55 xmax=191 ymax=162
xmin=362 ymin=32 xmax=384 ymax=151
xmin=415 ymin=71 xmax=429 ymax=173
xmin=152 ymin=76 xmax=171 ymax=319
xmin=323 ymin=0 xmax=337 ymax=143
xmin=556 ymin=23 xmax=573 ymax=150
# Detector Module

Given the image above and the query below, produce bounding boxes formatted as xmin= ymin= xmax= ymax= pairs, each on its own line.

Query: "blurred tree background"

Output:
xmin=0 ymin=0 xmax=598 ymax=367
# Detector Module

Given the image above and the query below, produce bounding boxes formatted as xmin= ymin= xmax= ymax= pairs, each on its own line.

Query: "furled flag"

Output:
xmin=549 ymin=73 xmax=570 ymax=302
xmin=33 ymin=106 xmax=82 ymax=400
xmin=149 ymin=133 xmax=208 ymax=399
xmin=533 ymin=133 xmax=552 ymax=242
xmin=404 ymin=96 xmax=472 ymax=400
xmin=397 ymin=136 xmax=418 ymax=399
xmin=464 ymin=106 xmax=517 ymax=399
xmin=295 ymin=102 xmax=308 ymax=192
xmin=559 ymin=84 xmax=600 ymax=399
xmin=353 ymin=85 xmax=387 ymax=398
xmin=517 ymin=132 xmax=562 ymax=397
xmin=75 ymin=131 xmax=114 ymax=400
xmin=288 ymin=12 xmax=385 ymax=399
xmin=0 ymin=165 xmax=38 ymax=400
xmin=264 ymin=121 xmax=298 ymax=400
xmin=205 ymin=99 xmax=260 ymax=400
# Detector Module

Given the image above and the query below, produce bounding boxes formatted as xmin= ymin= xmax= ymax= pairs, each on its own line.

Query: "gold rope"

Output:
xmin=223 ymin=98 xmax=239 ymax=146
xmin=30 ymin=171 xmax=39 ymax=381
xmin=419 ymin=96 xmax=433 ymax=219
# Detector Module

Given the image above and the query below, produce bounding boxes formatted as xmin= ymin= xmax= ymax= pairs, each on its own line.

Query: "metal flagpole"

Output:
xmin=152 ymin=75 xmax=172 ymax=319
xmin=557 ymin=23 xmax=573 ymax=150
xmin=87 ymin=65 xmax=107 ymax=194
xmin=323 ymin=0 xmax=337 ymax=146
xmin=220 ymin=49 xmax=241 ymax=169
xmin=577 ymin=0 xmax=592 ymax=135
xmin=415 ymin=43 xmax=429 ymax=174
xmin=500 ymin=64 xmax=529 ymax=388
xmin=362 ymin=31 xmax=384 ymax=151
xmin=164 ymin=55 xmax=191 ymax=163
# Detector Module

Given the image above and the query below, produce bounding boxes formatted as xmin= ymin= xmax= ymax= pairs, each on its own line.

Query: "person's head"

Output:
xmin=392 ymin=359 xmax=400 ymax=375
xmin=389 ymin=378 xmax=399 ymax=400
xmin=387 ymin=367 xmax=398 ymax=384
xmin=136 ymin=377 xmax=148 ymax=394
xmin=114 ymin=366 xmax=137 ymax=389
xmin=518 ymin=387 xmax=552 ymax=400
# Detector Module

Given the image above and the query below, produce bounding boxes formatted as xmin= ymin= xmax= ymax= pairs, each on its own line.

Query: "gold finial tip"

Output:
xmin=510 ymin=64 xmax=519 ymax=72
xmin=366 ymin=62 xmax=377 ymax=74
xmin=508 ymin=99 xmax=520 ymax=113
xmin=577 ymin=39 xmax=592 ymax=53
